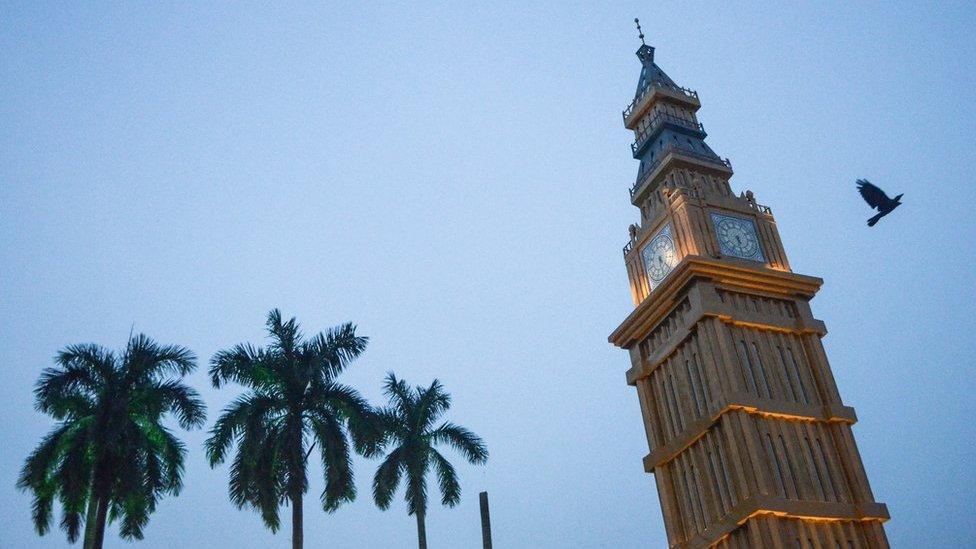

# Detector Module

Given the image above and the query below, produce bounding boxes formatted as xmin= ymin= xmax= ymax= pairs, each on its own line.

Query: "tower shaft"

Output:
xmin=610 ymin=44 xmax=889 ymax=548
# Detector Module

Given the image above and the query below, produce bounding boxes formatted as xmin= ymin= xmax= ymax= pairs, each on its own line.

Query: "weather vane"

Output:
xmin=634 ymin=17 xmax=646 ymax=45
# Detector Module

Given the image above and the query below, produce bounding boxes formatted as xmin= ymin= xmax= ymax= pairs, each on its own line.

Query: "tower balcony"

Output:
xmin=623 ymin=82 xmax=701 ymax=129
xmin=631 ymin=112 xmax=706 ymax=158
xmin=630 ymin=143 xmax=732 ymax=202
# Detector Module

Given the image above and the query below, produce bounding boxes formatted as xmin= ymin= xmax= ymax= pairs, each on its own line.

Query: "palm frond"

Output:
xmin=310 ymin=413 xmax=355 ymax=512
xmin=18 ymin=422 xmax=76 ymax=490
xmin=227 ymin=417 xmax=270 ymax=509
xmin=114 ymin=486 xmax=151 ymax=540
xmin=266 ymin=309 xmax=303 ymax=358
xmin=429 ymin=422 xmax=488 ymax=464
xmin=403 ymin=463 xmax=429 ymax=517
xmin=141 ymin=421 xmax=187 ymax=494
xmin=20 ymin=419 xmax=92 ymax=540
xmin=371 ymin=447 xmax=404 ymax=510
xmin=58 ymin=505 xmax=83 ymax=542
xmin=254 ymin=425 xmax=286 ymax=531
xmin=415 ymin=379 xmax=451 ymax=430
xmin=124 ymin=334 xmax=196 ymax=380
xmin=36 ymin=348 xmax=106 ymax=412
xmin=227 ymin=445 xmax=255 ymax=510
xmin=382 ymin=372 xmax=415 ymax=418
xmin=29 ymin=486 xmax=55 ymax=536
xmin=42 ymin=393 xmax=96 ymax=421
xmin=429 ymin=449 xmax=461 ymax=507
xmin=55 ymin=343 xmax=114 ymax=381
xmin=209 ymin=343 xmax=273 ymax=389
xmin=205 ymin=392 xmax=279 ymax=466
xmin=51 ymin=426 xmax=92 ymax=536
xmin=153 ymin=380 xmax=207 ymax=429
xmin=310 ymin=382 xmax=380 ymax=456
xmin=307 ymin=323 xmax=368 ymax=381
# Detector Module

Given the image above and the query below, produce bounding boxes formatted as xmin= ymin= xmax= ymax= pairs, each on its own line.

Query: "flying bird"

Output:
xmin=856 ymin=179 xmax=902 ymax=227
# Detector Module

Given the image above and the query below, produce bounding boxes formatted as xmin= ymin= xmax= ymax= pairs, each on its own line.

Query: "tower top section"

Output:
xmin=634 ymin=18 xmax=653 ymax=64
xmin=622 ymin=33 xmax=728 ymax=205
xmin=636 ymin=44 xmax=655 ymax=64
xmin=622 ymin=40 xmax=700 ymax=130
xmin=631 ymin=18 xmax=674 ymax=99
xmin=633 ymin=47 xmax=679 ymax=100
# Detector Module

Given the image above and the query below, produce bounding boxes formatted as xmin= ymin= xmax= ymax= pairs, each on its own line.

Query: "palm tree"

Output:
xmin=372 ymin=373 xmax=488 ymax=549
xmin=17 ymin=335 xmax=206 ymax=549
xmin=205 ymin=309 xmax=380 ymax=549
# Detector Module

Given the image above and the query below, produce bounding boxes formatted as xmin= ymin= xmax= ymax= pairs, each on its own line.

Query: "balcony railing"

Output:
xmin=631 ymin=113 xmax=705 ymax=156
xmin=623 ymin=82 xmax=700 ymax=121
xmin=629 ymin=144 xmax=732 ymax=198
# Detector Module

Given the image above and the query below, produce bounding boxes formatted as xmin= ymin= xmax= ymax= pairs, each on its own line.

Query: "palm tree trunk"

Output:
xmin=82 ymin=494 xmax=98 ymax=549
xmin=91 ymin=496 xmax=109 ymax=549
xmin=291 ymin=492 xmax=303 ymax=549
xmin=416 ymin=511 xmax=427 ymax=549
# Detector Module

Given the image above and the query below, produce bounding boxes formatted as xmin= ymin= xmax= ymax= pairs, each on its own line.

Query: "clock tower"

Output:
xmin=608 ymin=39 xmax=890 ymax=547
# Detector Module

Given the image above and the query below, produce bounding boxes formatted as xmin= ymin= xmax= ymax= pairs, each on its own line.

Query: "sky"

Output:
xmin=2 ymin=2 xmax=975 ymax=547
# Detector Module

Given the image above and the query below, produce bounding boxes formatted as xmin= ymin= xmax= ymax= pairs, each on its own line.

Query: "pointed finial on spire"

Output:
xmin=633 ymin=18 xmax=654 ymax=64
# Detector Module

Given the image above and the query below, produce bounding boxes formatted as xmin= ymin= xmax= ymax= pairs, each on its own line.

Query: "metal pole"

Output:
xmin=479 ymin=491 xmax=492 ymax=549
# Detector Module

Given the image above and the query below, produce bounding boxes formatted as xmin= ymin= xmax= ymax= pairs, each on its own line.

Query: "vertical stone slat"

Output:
xmin=756 ymin=329 xmax=789 ymax=402
xmin=814 ymin=423 xmax=849 ymax=504
xmin=785 ymin=420 xmax=818 ymax=502
xmin=654 ymin=465 xmax=682 ymax=547
xmin=651 ymin=369 xmax=674 ymax=444
xmin=834 ymin=425 xmax=876 ymax=502
xmin=636 ymin=380 xmax=661 ymax=451
xmin=785 ymin=334 xmax=818 ymax=405
xmin=736 ymin=412 xmax=770 ymax=498
xmin=689 ymin=432 xmax=722 ymax=527
xmin=800 ymin=334 xmax=843 ymax=405
xmin=702 ymin=317 xmax=739 ymax=397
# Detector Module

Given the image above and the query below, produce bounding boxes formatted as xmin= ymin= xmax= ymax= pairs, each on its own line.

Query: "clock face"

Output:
xmin=711 ymin=213 xmax=765 ymax=262
xmin=641 ymin=223 xmax=678 ymax=290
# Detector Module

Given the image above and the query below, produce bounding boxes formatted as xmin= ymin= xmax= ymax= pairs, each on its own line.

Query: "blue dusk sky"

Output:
xmin=2 ymin=2 xmax=974 ymax=547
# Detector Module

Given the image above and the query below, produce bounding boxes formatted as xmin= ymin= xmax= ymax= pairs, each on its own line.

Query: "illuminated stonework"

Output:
xmin=610 ymin=44 xmax=889 ymax=548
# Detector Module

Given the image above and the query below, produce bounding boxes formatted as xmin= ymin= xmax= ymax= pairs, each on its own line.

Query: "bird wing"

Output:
xmin=856 ymin=179 xmax=892 ymax=210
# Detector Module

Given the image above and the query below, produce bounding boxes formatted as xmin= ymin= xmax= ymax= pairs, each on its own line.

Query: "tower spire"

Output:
xmin=632 ymin=18 xmax=654 ymax=65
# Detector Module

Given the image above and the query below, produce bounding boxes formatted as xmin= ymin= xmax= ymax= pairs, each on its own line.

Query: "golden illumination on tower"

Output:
xmin=609 ymin=36 xmax=889 ymax=548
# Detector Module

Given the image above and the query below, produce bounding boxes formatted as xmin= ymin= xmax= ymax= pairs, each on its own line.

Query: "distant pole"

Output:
xmin=479 ymin=491 xmax=492 ymax=549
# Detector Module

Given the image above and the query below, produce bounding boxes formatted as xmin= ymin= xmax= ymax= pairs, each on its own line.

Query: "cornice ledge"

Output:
xmin=610 ymin=257 xmax=823 ymax=349
xmin=624 ymin=86 xmax=702 ymax=130
xmin=624 ymin=308 xmax=827 ymax=385
xmin=642 ymin=398 xmax=858 ymax=470
xmin=678 ymin=496 xmax=890 ymax=549
xmin=630 ymin=152 xmax=733 ymax=206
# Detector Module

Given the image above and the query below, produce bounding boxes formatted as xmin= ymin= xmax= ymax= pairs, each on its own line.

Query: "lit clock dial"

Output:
xmin=710 ymin=213 xmax=765 ymax=262
xmin=641 ymin=223 xmax=678 ymax=289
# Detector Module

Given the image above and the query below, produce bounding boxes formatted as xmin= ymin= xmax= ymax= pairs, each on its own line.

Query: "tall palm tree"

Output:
xmin=372 ymin=373 xmax=488 ymax=549
xmin=206 ymin=309 xmax=380 ymax=549
xmin=17 ymin=335 xmax=206 ymax=549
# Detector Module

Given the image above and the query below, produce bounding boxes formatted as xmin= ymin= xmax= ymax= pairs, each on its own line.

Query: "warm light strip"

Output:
xmin=691 ymin=501 xmax=889 ymax=548
xmin=645 ymin=402 xmax=855 ymax=470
